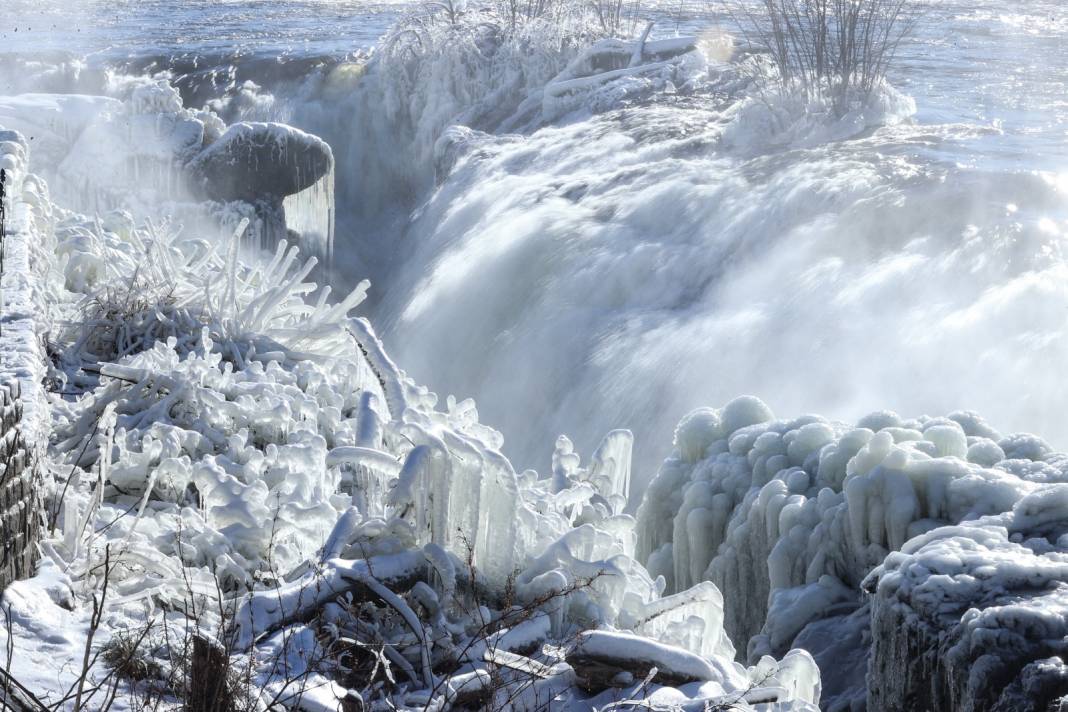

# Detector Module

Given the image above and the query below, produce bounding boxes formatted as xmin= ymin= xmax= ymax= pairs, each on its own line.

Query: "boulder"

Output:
xmin=188 ymin=121 xmax=333 ymax=202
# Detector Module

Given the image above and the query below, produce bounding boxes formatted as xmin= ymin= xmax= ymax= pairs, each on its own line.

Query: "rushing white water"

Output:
xmin=372 ymin=1 xmax=1068 ymax=482
xmin=4 ymin=0 xmax=1068 ymax=487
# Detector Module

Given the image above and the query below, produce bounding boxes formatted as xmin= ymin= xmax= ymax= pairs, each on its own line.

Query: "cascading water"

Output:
xmin=366 ymin=1 xmax=1068 ymax=484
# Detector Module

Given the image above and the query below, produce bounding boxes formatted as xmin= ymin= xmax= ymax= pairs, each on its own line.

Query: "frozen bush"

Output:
xmin=723 ymin=0 xmax=923 ymax=116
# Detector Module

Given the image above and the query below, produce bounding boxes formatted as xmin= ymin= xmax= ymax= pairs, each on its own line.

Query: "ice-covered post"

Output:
xmin=0 ymin=167 xmax=6 ymax=339
xmin=629 ymin=21 xmax=655 ymax=67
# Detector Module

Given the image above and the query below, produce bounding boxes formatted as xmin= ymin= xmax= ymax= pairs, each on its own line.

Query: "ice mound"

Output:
xmin=0 ymin=93 xmax=121 ymax=179
xmin=0 ymin=83 xmax=211 ymax=216
xmin=58 ymin=81 xmax=208 ymax=213
xmin=637 ymin=396 xmax=1068 ymax=710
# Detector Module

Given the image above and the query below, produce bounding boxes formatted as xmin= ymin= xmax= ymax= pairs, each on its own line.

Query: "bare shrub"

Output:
xmin=74 ymin=270 xmax=177 ymax=363
xmin=426 ymin=0 xmax=645 ymax=38
xmin=498 ymin=0 xmax=564 ymax=29
xmin=723 ymin=0 xmax=922 ymax=115
xmin=100 ymin=630 xmax=163 ymax=685
xmin=588 ymin=0 xmax=643 ymax=37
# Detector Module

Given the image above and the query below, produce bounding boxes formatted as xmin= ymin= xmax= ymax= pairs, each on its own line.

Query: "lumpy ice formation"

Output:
xmin=637 ymin=395 xmax=1068 ymax=710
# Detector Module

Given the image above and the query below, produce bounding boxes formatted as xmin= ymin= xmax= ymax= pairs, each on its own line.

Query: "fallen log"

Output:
xmin=566 ymin=630 xmax=721 ymax=692
xmin=483 ymin=649 xmax=555 ymax=679
xmin=233 ymin=550 xmax=427 ymax=650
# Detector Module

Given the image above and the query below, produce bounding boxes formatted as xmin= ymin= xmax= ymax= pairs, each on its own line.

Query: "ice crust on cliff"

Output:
xmin=866 ymin=491 xmax=1068 ymax=710
xmin=637 ymin=396 xmax=1068 ymax=710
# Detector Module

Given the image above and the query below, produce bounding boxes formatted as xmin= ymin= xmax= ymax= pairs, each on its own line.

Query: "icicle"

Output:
xmin=282 ymin=164 xmax=335 ymax=269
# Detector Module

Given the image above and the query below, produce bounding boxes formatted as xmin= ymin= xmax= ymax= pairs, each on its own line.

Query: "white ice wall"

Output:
xmin=636 ymin=396 xmax=1068 ymax=710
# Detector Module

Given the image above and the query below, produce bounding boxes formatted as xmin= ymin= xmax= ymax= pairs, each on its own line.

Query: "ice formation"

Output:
xmin=868 ymin=519 xmax=1068 ymax=711
xmin=0 ymin=107 xmax=819 ymax=710
xmin=636 ymin=396 xmax=1068 ymax=710
xmin=0 ymin=82 xmax=334 ymax=270
xmin=189 ymin=122 xmax=336 ymax=262
xmin=0 ymin=129 xmax=50 ymax=443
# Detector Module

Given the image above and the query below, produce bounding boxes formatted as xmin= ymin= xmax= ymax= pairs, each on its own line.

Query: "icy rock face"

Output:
xmin=0 ymin=128 xmax=57 ymax=447
xmin=867 ymin=493 xmax=1068 ymax=712
xmin=636 ymin=396 xmax=1068 ymax=708
xmin=187 ymin=121 xmax=333 ymax=203
xmin=188 ymin=121 xmax=335 ymax=262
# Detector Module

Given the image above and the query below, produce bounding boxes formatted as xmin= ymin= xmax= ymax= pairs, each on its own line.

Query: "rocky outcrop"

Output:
xmin=866 ymin=517 xmax=1068 ymax=712
xmin=187 ymin=121 xmax=333 ymax=202
xmin=0 ymin=384 xmax=38 ymax=592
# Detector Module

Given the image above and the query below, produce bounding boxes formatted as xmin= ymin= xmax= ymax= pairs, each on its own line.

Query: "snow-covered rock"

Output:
xmin=867 ymin=492 xmax=1068 ymax=711
xmin=187 ymin=121 xmax=333 ymax=202
xmin=568 ymin=629 xmax=743 ymax=689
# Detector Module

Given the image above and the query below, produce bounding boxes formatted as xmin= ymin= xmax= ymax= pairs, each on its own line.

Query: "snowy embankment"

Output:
xmin=0 ymin=129 xmax=49 ymax=446
xmin=0 ymin=59 xmax=818 ymax=712
xmin=0 ymin=130 xmax=52 ymax=594
xmin=637 ymin=398 xmax=1068 ymax=711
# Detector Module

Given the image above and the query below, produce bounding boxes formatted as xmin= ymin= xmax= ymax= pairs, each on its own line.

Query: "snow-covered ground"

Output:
xmin=2 ymin=0 xmax=1068 ymax=710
